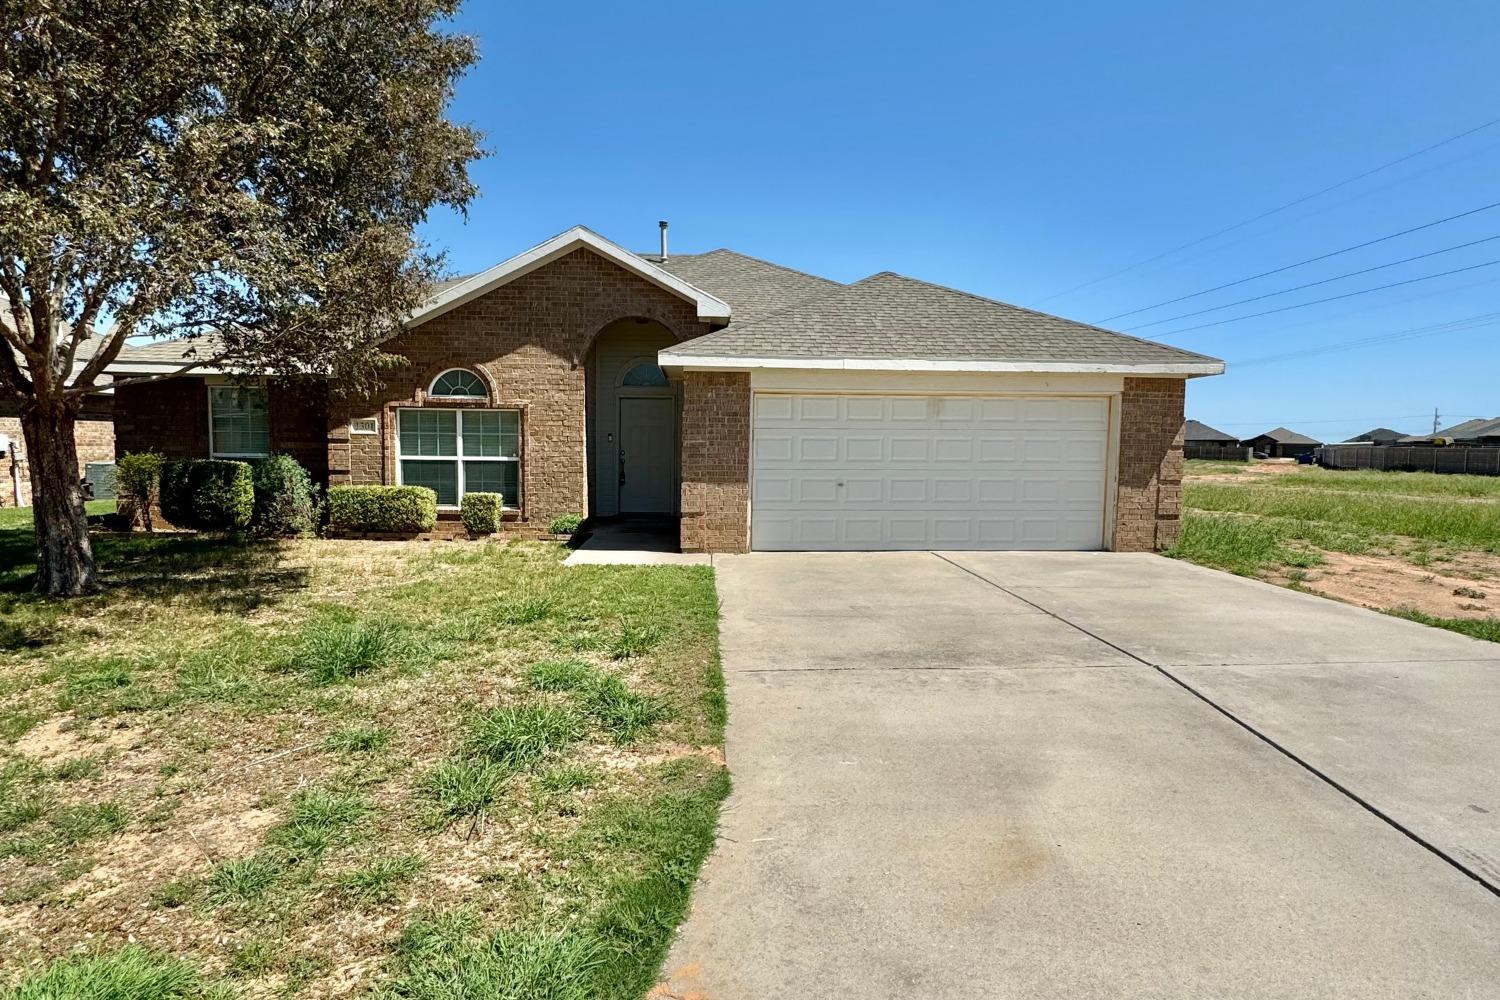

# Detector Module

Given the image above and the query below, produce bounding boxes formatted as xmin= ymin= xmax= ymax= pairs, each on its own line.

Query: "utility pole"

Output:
xmin=1433 ymin=407 xmax=1441 ymax=434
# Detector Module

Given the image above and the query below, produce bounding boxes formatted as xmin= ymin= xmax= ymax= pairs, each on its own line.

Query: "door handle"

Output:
xmin=619 ymin=448 xmax=626 ymax=486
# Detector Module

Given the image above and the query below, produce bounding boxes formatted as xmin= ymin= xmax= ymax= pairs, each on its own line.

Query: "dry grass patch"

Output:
xmin=0 ymin=532 xmax=726 ymax=998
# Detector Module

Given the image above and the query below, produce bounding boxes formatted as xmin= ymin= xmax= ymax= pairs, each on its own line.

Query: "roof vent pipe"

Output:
xmin=658 ymin=220 xmax=669 ymax=261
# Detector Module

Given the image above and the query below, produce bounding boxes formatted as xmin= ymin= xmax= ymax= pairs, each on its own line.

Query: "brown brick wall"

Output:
xmin=1113 ymin=377 xmax=1185 ymax=551
xmin=113 ymin=376 xmax=327 ymax=479
xmin=114 ymin=377 xmax=211 ymax=461
xmin=334 ymin=247 xmax=712 ymax=525
xmin=1 ymin=395 xmax=114 ymax=507
xmin=679 ymin=371 xmax=750 ymax=553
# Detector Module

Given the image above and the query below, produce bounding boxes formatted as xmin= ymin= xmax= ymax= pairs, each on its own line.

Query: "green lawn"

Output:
xmin=1170 ymin=467 xmax=1500 ymax=644
xmin=0 ymin=522 xmax=727 ymax=998
xmin=0 ymin=499 xmax=116 ymax=532
xmin=1257 ymin=467 xmax=1500 ymax=499
xmin=1184 ymin=482 xmax=1500 ymax=552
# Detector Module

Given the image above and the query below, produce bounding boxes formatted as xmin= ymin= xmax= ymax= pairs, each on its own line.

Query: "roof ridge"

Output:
xmin=697 ymin=248 xmax=845 ymax=289
xmin=863 ymin=271 xmax=1224 ymax=364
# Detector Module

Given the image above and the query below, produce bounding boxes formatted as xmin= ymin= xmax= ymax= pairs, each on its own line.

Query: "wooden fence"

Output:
xmin=1185 ymin=442 xmax=1252 ymax=461
xmin=1317 ymin=444 xmax=1500 ymax=476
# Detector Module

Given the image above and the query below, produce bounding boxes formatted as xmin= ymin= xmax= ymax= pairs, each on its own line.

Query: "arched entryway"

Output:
xmin=586 ymin=318 xmax=679 ymax=516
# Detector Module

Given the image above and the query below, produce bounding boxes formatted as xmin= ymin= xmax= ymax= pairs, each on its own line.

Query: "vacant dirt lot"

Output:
xmin=1176 ymin=460 xmax=1499 ymax=638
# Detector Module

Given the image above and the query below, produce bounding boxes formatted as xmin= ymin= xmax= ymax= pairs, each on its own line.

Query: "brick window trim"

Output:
xmin=377 ymin=395 xmax=531 ymax=521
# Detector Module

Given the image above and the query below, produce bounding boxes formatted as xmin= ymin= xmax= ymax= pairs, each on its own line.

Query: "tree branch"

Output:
xmin=0 ymin=340 xmax=32 ymax=399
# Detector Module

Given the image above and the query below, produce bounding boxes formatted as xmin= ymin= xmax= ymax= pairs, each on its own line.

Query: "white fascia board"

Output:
xmin=98 ymin=358 xmax=261 ymax=376
xmin=406 ymin=225 xmax=733 ymax=328
xmin=657 ymin=353 xmax=1225 ymax=377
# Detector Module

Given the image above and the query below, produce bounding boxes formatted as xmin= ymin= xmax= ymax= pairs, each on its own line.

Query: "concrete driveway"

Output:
xmin=661 ymin=552 xmax=1500 ymax=1000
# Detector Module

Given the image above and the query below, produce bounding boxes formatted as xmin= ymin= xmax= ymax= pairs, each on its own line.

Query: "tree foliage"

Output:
xmin=0 ymin=0 xmax=484 ymax=592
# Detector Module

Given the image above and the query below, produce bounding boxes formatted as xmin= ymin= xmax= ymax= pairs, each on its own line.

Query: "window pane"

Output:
xmin=210 ymin=386 xmax=269 ymax=456
xmin=460 ymin=410 xmax=518 ymax=458
xmin=462 ymin=411 xmax=502 ymax=456
xmin=464 ymin=461 xmax=518 ymax=506
xmin=430 ymin=370 xmax=486 ymax=397
xmin=401 ymin=460 xmax=458 ymax=505
xmin=622 ymin=362 xmax=668 ymax=387
xmin=398 ymin=409 xmax=457 ymax=456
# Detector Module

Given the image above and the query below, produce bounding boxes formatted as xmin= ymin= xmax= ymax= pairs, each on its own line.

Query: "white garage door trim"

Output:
xmin=750 ymin=391 xmax=1116 ymax=551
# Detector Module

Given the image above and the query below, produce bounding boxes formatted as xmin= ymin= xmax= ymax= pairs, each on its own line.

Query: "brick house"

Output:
xmin=0 ymin=394 xmax=114 ymax=508
xmin=106 ymin=226 xmax=1224 ymax=553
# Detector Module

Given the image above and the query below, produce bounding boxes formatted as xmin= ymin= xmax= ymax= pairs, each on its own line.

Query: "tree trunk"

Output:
xmin=20 ymin=395 xmax=100 ymax=596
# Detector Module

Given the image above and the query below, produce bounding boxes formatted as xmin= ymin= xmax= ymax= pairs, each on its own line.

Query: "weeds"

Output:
xmin=268 ymin=788 xmax=367 ymax=857
xmin=286 ymin=611 xmax=429 ymax=683
xmin=333 ymin=853 xmax=426 ymax=903
xmin=207 ymin=854 xmax=282 ymax=903
xmin=462 ymin=704 xmax=582 ymax=770
xmin=4 ymin=946 xmax=209 ymax=1000
xmin=324 ymin=723 xmax=391 ymax=753
xmin=419 ymin=758 xmax=507 ymax=821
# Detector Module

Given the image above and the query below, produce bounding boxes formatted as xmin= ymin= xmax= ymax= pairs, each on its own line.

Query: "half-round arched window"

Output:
xmin=429 ymin=369 xmax=487 ymax=398
xmin=620 ymin=361 xmax=669 ymax=387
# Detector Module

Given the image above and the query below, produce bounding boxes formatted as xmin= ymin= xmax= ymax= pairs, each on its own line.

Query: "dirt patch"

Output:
xmin=1188 ymin=460 xmax=1305 ymax=485
xmin=1275 ymin=550 xmax=1500 ymax=618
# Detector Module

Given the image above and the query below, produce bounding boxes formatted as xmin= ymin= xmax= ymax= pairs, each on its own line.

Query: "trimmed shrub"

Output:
xmin=159 ymin=459 xmax=254 ymax=532
xmin=327 ymin=485 xmax=437 ymax=534
xmin=251 ymin=453 xmax=317 ymax=536
xmin=460 ymin=492 xmax=503 ymax=535
xmin=547 ymin=513 xmax=584 ymax=536
xmin=114 ymin=452 xmax=164 ymax=531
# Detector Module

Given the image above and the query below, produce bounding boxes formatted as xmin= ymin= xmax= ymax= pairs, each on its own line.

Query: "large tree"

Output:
xmin=1 ymin=1 xmax=483 ymax=595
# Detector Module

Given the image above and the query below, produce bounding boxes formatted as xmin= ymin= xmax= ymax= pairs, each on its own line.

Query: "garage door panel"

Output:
xmin=751 ymin=393 xmax=1109 ymax=551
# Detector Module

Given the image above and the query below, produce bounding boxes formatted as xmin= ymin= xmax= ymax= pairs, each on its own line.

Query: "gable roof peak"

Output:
xmin=408 ymin=225 xmax=732 ymax=328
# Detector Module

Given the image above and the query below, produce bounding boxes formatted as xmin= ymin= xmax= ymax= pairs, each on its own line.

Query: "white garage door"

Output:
xmin=751 ymin=394 xmax=1110 ymax=551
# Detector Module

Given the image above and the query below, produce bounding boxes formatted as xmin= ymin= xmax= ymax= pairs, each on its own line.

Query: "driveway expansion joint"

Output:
xmin=930 ymin=552 xmax=1500 ymax=900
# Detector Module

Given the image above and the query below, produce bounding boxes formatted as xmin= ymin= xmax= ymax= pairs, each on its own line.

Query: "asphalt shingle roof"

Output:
xmin=1183 ymin=419 xmax=1237 ymax=442
xmin=665 ymin=271 xmax=1221 ymax=367
xmin=648 ymin=249 xmax=843 ymax=328
xmin=1344 ymin=427 xmax=1407 ymax=443
xmin=1251 ymin=427 xmax=1322 ymax=446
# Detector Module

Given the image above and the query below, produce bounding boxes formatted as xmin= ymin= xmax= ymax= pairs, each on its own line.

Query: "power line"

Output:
xmin=1122 ymin=233 xmax=1500 ymax=331
xmin=1038 ymin=114 xmax=1500 ymax=302
xmin=1156 ymin=257 xmax=1500 ymax=337
xmin=1085 ymin=139 xmax=1500 ymax=297
xmin=1231 ymin=311 xmax=1500 ymax=367
xmin=1096 ymin=200 xmax=1500 ymax=323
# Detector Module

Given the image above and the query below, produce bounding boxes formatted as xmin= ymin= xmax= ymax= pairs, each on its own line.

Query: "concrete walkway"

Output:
xmin=660 ymin=552 xmax=1500 ymax=1000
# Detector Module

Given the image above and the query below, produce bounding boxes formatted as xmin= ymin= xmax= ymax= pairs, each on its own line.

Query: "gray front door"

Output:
xmin=618 ymin=396 xmax=675 ymax=513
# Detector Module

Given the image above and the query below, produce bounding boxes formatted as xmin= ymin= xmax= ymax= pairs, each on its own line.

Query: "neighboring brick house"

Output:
xmin=1242 ymin=427 xmax=1322 ymax=459
xmin=107 ymin=226 xmax=1224 ymax=553
xmin=0 ymin=394 xmax=115 ymax=508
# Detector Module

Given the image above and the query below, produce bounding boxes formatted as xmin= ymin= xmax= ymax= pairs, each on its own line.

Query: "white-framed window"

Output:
xmin=428 ymin=368 xmax=487 ymax=399
xmin=208 ymin=385 xmax=270 ymax=458
xmin=396 ymin=408 xmax=520 ymax=508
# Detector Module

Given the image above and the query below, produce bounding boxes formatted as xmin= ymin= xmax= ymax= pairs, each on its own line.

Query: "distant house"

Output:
xmin=1344 ymin=427 xmax=1406 ymax=445
xmin=1184 ymin=419 xmax=1237 ymax=444
xmin=1182 ymin=419 xmax=1247 ymax=460
xmin=1242 ymin=427 xmax=1321 ymax=458
xmin=1399 ymin=417 xmax=1500 ymax=446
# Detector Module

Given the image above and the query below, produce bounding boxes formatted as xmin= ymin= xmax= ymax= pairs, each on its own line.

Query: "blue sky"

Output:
xmin=420 ymin=0 xmax=1500 ymax=443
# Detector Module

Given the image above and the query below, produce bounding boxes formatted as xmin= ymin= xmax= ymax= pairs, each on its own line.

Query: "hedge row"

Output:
xmin=326 ymin=485 xmax=437 ymax=534
xmin=125 ymin=454 xmax=318 ymax=535
xmin=160 ymin=460 xmax=255 ymax=531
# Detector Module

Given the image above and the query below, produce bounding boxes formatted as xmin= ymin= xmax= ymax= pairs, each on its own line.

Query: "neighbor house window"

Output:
xmin=396 ymin=408 xmax=520 ymax=507
xmin=428 ymin=368 xmax=487 ymax=399
xmin=208 ymin=385 xmax=270 ymax=457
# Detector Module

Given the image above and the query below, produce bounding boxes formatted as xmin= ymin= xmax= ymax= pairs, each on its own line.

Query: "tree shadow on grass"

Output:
xmin=0 ymin=528 xmax=313 ymax=651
